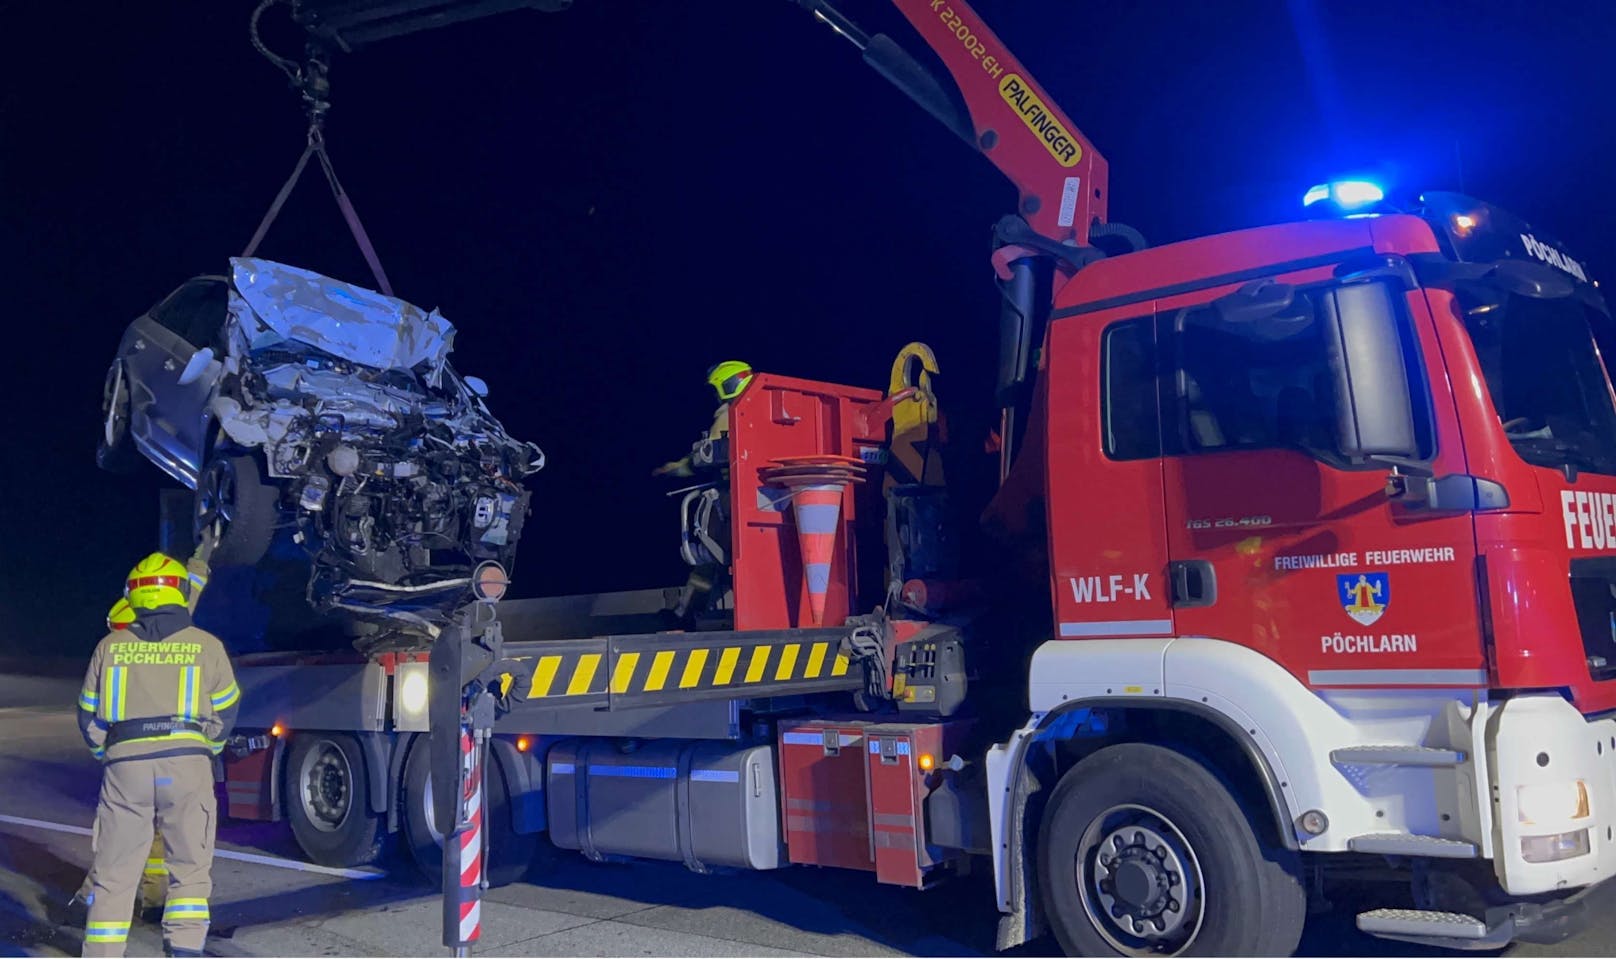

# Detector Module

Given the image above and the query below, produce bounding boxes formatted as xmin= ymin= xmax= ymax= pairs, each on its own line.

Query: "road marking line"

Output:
xmin=0 ymin=813 xmax=384 ymax=880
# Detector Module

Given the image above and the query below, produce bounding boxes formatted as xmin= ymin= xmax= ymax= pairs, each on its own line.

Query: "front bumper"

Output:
xmin=1488 ymin=695 xmax=1616 ymax=895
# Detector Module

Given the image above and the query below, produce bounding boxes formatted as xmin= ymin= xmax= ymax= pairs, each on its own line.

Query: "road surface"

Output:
xmin=1 ymin=672 xmax=1611 ymax=957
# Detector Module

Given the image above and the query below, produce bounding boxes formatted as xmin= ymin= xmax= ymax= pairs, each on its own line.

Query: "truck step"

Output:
xmin=1348 ymin=833 xmax=1477 ymax=858
xmin=1331 ymin=745 xmax=1465 ymax=766
xmin=1357 ymin=908 xmax=1489 ymax=940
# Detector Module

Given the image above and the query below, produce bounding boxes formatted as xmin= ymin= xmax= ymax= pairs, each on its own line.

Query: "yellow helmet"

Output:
xmin=706 ymin=360 xmax=754 ymax=402
xmin=125 ymin=553 xmax=190 ymax=611
xmin=107 ymin=598 xmax=136 ymax=631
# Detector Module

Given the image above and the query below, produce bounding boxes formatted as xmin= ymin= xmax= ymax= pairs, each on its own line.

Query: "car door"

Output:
xmin=124 ymin=278 xmax=228 ymax=486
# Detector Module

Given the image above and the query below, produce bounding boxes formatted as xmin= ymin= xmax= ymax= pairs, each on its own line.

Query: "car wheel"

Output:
xmin=285 ymin=733 xmax=388 ymax=868
xmin=96 ymin=361 xmax=139 ymax=473
xmin=1037 ymin=743 xmax=1306 ymax=957
xmin=401 ymin=736 xmax=540 ymax=888
xmin=196 ymin=453 xmax=276 ymax=567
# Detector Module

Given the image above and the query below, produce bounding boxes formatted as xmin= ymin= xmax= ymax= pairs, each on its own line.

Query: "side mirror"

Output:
xmin=1321 ymin=282 xmax=1419 ymax=462
xmin=463 ymin=375 xmax=490 ymax=398
xmin=177 ymin=347 xmax=217 ymax=386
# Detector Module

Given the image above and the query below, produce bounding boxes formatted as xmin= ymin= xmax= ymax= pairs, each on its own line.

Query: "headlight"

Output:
xmin=1516 ymin=780 xmax=1590 ymax=825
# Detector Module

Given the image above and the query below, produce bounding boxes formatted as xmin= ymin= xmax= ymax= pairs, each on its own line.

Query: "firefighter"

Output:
xmin=67 ymin=602 xmax=167 ymax=925
xmin=653 ymin=361 xmax=753 ymax=619
xmin=652 ymin=360 xmax=753 ymax=479
xmin=69 ymin=533 xmax=217 ymax=932
xmin=78 ymin=539 xmax=236 ymax=958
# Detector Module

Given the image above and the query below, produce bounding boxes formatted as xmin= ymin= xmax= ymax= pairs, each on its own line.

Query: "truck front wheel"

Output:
xmin=1037 ymin=743 xmax=1305 ymax=957
xmin=285 ymin=733 xmax=388 ymax=868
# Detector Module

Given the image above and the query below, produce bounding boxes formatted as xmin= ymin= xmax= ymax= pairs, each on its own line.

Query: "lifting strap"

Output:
xmin=244 ymin=0 xmax=393 ymax=295
xmin=241 ymin=128 xmax=395 ymax=296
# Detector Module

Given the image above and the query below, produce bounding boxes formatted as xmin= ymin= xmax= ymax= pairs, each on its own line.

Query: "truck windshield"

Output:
xmin=1456 ymin=287 xmax=1616 ymax=476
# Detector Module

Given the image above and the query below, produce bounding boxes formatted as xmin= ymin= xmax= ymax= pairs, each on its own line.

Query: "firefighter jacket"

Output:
xmin=78 ymin=558 xmax=239 ymax=764
xmin=661 ymin=404 xmax=731 ymax=478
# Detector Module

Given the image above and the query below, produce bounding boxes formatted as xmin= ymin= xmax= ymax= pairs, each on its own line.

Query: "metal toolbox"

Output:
xmin=776 ymin=720 xmax=876 ymax=872
xmin=865 ymin=719 xmax=975 ymax=887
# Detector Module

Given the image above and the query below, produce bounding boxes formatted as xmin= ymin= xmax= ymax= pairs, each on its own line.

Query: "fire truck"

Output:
xmin=205 ymin=0 xmax=1615 ymax=954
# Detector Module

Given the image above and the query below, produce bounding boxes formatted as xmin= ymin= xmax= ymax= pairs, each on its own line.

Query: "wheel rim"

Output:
xmin=1074 ymin=803 xmax=1207 ymax=955
xmin=196 ymin=459 xmax=236 ymax=542
xmin=298 ymin=740 xmax=354 ymax=833
xmin=102 ymin=363 xmax=128 ymax=447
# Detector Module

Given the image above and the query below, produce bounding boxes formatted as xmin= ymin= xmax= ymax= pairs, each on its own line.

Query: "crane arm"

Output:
xmin=286 ymin=0 xmax=1108 ymax=246
xmin=797 ymin=0 xmax=1109 ymax=246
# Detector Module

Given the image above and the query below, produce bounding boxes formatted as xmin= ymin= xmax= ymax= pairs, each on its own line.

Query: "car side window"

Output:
xmin=1101 ymin=317 xmax=1160 ymax=460
xmin=151 ymin=279 xmax=227 ymax=349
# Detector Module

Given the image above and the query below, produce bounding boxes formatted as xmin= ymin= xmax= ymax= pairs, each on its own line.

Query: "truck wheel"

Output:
xmin=196 ymin=453 xmax=276 ymax=567
xmin=401 ymin=738 xmax=539 ymax=887
xmin=1037 ymin=743 xmax=1305 ymax=957
xmin=286 ymin=733 xmax=387 ymax=868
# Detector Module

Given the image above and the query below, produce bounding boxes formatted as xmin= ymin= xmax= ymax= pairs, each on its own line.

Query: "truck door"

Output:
xmin=1156 ymin=277 xmax=1484 ymax=690
xmin=1042 ymin=309 xmax=1175 ymax=644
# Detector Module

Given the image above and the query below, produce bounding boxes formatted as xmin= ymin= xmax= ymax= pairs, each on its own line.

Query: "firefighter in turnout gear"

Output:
xmin=78 ymin=537 xmax=235 ymax=958
xmin=652 ymin=360 xmax=753 ymax=479
xmin=654 ymin=361 xmax=753 ymax=619
xmin=70 ymin=533 xmax=217 ymax=932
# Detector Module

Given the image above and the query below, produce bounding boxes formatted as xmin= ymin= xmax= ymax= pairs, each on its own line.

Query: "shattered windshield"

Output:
xmin=1457 ymin=286 xmax=1616 ymax=475
xmin=229 ymin=257 xmax=456 ymax=373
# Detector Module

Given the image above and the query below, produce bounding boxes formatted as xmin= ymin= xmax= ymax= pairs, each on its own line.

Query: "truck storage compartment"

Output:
xmin=777 ymin=720 xmax=875 ymax=871
xmin=865 ymin=720 xmax=974 ymax=887
xmin=545 ymin=738 xmax=782 ymax=871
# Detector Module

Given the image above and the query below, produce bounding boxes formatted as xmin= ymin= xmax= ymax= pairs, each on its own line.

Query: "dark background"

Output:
xmin=3 ymin=0 xmax=1612 ymax=657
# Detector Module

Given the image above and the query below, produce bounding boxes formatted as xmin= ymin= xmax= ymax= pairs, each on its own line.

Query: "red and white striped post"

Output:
xmin=443 ymin=721 xmax=490 ymax=955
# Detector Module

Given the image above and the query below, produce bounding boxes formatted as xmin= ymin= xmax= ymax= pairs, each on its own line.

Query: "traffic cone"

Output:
xmin=760 ymin=455 xmax=866 ymax=627
xmin=791 ymin=483 xmax=845 ymax=626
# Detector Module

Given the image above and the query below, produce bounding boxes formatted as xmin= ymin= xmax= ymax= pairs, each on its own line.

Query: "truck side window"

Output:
xmin=1101 ymin=317 xmax=1160 ymax=460
xmin=1169 ymin=292 xmax=1336 ymax=458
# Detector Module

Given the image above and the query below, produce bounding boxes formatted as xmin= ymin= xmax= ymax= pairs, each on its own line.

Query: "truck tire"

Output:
xmin=196 ymin=453 xmax=276 ymax=567
xmin=401 ymin=737 xmax=538 ymax=887
xmin=1037 ymin=743 xmax=1305 ymax=957
xmin=285 ymin=733 xmax=388 ymax=868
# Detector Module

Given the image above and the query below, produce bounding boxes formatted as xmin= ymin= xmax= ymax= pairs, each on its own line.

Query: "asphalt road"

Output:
xmin=2 ymin=673 xmax=1614 ymax=958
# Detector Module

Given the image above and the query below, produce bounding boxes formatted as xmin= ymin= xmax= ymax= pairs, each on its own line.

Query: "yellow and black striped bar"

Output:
xmin=503 ymin=628 xmax=864 ymax=711
xmin=604 ymin=628 xmax=860 ymax=708
xmin=509 ymin=637 xmax=612 ymax=707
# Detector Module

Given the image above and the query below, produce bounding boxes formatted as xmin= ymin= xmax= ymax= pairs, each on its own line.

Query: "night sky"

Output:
xmin=4 ymin=0 xmax=1613 ymax=658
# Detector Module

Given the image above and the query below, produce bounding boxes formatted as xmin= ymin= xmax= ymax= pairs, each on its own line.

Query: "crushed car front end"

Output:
xmin=110 ymin=257 xmax=544 ymax=605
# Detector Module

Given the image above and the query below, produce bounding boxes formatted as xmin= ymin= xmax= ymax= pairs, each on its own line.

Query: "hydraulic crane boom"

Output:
xmin=287 ymin=0 xmax=1109 ymax=247
xmin=797 ymin=0 xmax=1109 ymax=246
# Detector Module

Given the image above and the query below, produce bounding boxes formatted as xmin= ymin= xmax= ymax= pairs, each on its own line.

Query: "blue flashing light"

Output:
xmin=1303 ymin=179 xmax=1386 ymax=211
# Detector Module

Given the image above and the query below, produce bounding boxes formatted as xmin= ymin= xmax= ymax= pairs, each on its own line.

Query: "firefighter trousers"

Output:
xmin=77 ymin=834 xmax=167 ymax=909
xmin=83 ymin=754 xmax=215 ymax=958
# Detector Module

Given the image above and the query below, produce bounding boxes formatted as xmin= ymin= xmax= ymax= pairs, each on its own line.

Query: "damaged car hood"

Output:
xmin=231 ymin=257 xmax=456 ymax=374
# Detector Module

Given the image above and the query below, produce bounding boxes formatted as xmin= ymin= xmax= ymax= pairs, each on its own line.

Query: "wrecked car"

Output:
xmin=98 ymin=257 xmax=544 ymax=597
